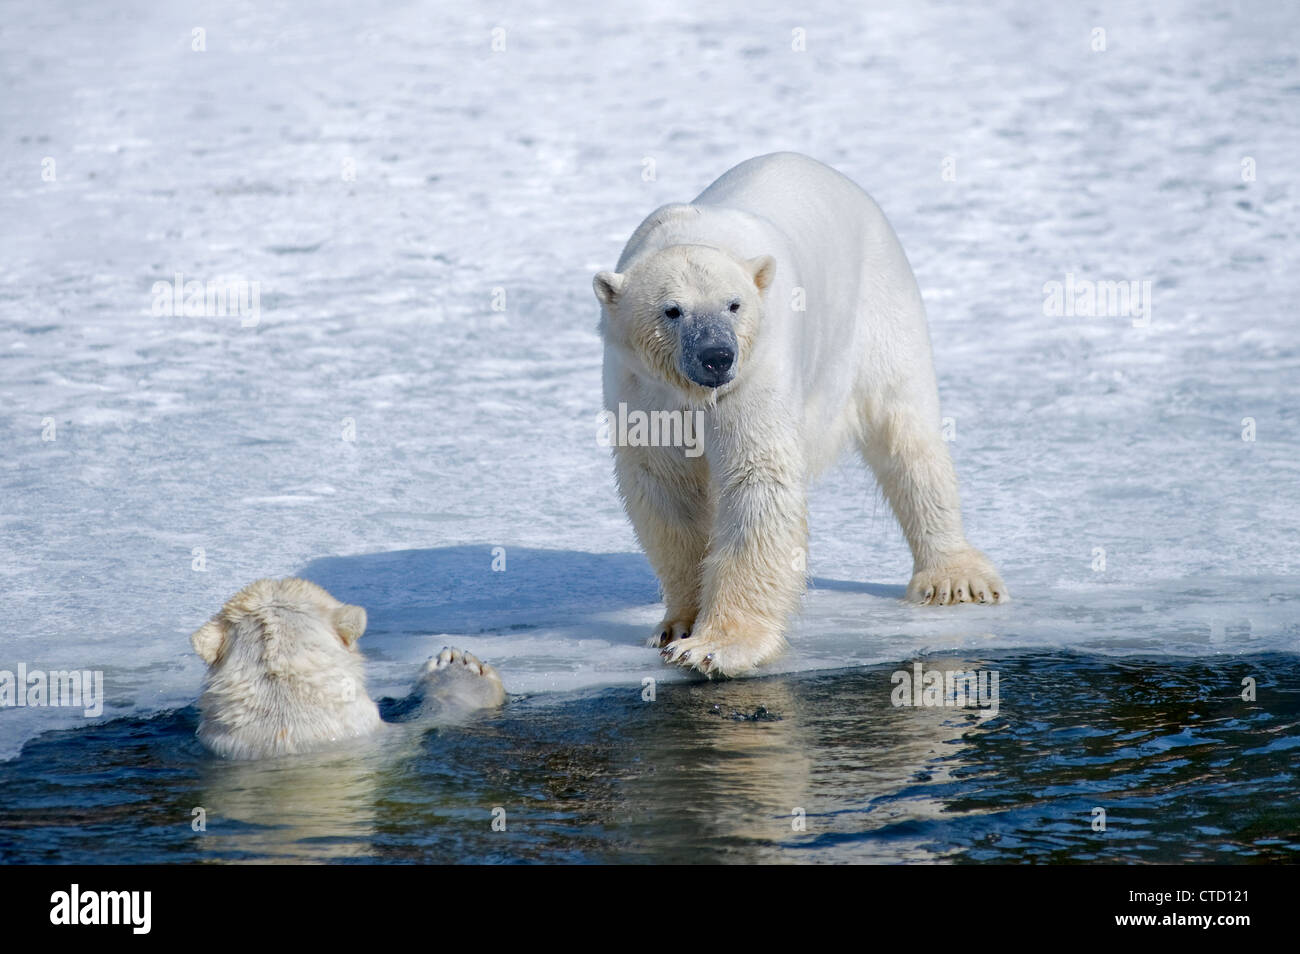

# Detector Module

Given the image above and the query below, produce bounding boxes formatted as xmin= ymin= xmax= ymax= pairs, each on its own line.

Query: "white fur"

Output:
xmin=595 ymin=153 xmax=1008 ymax=678
xmin=191 ymin=578 xmax=504 ymax=759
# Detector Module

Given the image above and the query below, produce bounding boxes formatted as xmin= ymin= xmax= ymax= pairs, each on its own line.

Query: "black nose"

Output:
xmin=700 ymin=347 xmax=734 ymax=374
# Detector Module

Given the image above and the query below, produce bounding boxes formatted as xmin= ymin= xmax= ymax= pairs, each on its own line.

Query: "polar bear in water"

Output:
xmin=190 ymin=578 xmax=504 ymax=759
xmin=594 ymin=152 xmax=1008 ymax=678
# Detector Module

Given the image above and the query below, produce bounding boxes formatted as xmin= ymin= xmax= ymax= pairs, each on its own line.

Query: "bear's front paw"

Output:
xmin=906 ymin=548 xmax=1008 ymax=606
xmin=419 ymin=647 xmax=506 ymax=709
xmin=647 ymin=614 xmax=697 ymax=649
xmin=659 ymin=618 xmax=786 ymax=678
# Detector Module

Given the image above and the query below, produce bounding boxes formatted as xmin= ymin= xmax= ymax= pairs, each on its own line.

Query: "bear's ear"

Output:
xmin=190 ymin=619 xmax=227 ymax=665
xmin=333 ymin=604 xmax=367 ymax=647
xmin=593 ymin=271 xmax=625 ymax=307
xmin=746 ymin=255 xmax=777 ymax=295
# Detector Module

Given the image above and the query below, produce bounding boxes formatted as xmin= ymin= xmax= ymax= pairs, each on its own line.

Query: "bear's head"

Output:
xmin=190 ymin=577 xmax=381 ymax=759
xmin=594 ymin=245 xmax=776 ymax=395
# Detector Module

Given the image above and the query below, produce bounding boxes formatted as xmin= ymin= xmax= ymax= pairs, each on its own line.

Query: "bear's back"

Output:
xmin=694 ymin=152 xmax=881 ymax=230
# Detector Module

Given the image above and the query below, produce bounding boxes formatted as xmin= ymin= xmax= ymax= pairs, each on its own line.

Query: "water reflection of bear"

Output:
xmin=626 ymin=678 xmax=817 ymax=861
xmin=619 ymin=656 xmax=995 ymax=862
xmin=196 ymin=738 xmax=402 ymax=862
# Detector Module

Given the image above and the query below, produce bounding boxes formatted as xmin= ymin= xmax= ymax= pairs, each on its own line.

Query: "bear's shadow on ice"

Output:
xmin=298 ymin=545 xmax=903 ymax=643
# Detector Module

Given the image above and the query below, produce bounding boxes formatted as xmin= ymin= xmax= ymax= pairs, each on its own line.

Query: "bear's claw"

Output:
xmin=905 ymin=548 xmax=1009 ymax=606
xmin=427 ymin=646 xmax=502 ymax=683
xmin=647 ymin=617 xmax=694 ymax=648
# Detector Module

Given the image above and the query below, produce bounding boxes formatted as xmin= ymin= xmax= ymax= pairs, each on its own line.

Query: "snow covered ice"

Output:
xmin=1 ymin=0 xmax=1298 ymax=760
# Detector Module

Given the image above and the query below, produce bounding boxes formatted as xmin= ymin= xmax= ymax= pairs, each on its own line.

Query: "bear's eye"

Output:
xmin=664 ymin=306 xmax=681 ymax=320
xmin=728 ymin=301 xmax=741 ymax=313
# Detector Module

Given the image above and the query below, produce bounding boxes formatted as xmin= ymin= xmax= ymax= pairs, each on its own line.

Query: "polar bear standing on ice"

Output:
xmin=594 ymin=152 xmax=1007 ymax=678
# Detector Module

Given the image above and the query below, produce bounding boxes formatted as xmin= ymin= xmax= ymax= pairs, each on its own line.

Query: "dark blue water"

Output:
xmin=1 ymin=650 xmax=1296 ymax=863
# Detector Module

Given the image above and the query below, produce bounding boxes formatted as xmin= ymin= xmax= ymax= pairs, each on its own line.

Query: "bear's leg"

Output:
xmin=859 ymin=403 xmax=1008 ymax=605
xmin=614 ymin=443 xmax=711 ymax=647
xmin=660 ymin=459 xmax=808 ymax=677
